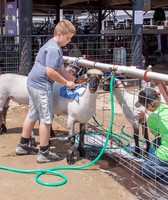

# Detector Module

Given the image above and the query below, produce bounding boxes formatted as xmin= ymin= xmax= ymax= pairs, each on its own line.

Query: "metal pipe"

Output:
xmin=63 ymin=56 xmax=168 ymax=83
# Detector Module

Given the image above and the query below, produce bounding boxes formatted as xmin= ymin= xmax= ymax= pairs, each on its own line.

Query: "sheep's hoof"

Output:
xmin=143 ymin=146 xmax=150 ymax=157
xmin=29 ymin=137 xmax=36 ymax=147
xmin=67 ymin=150 xmax=75 ymax=165
xmin=0 ymin=124 xmax=7 ymax=133
xmin=78 ymin=148 xmax=86 ymax=157
xmin=133 ymin=147 xmax=141 ymax=157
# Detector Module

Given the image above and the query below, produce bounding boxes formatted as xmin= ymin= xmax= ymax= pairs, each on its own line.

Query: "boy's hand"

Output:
xmin=75 ymin=74 xmax=86 ymax=84
xmin=138 ymin=111 xmax=145 ymax=120
xmin=66 ymin=81 xmax=75 ymax=89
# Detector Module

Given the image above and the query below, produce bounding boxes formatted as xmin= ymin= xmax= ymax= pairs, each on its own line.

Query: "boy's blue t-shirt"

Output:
xmin=27 ymin=38 xmax=64 ymax=91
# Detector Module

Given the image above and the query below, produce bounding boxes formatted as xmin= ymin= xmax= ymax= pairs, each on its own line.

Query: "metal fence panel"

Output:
xmin=0 ymin=33 xmax=141 ymax=74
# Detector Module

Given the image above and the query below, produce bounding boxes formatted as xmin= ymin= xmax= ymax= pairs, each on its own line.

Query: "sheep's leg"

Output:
xmin=67 ymin=117 xmax=76 ymax=165
xmin=133 ymin=128 xmax=141 ymax=157
xmin=77 ymin=123 xmax=86 ymax=157
xmin=0 ymin=123 xmax=7 ymax=133
xmin=0 ymin=98 xmax=10 ymax=133
xmin=50 ymin=115 xmax=55 ymax=137
xmin=67 ymin=135 xmax=76 ymax=165
xmin=0 ymin=109 xmax=4 ymax=134
xmin=0 ymin=107 xmax=8 ymax=133
xmin=142 ymin=121 xmax=150 ymax=154
xmin=29 ymin=130 xmax=36 ymax=147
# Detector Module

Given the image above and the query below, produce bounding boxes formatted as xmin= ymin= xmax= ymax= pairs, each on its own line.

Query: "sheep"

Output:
xmin=0 ymin=73 xmax=54 ymax=146
xmin=52 ymin=68 xmax=103 ymax=164
xmin=0 ymin=69 xmax=103 ymax=164
xmin=0 ymin=73 xmax=28 ymax=133
xmin=112 ymin=79 xmax=150 ymax=157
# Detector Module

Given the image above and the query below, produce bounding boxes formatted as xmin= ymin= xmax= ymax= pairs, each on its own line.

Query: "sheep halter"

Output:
xmin=87 ymin=72 xmax=113 ymax=83
xmin=86 ymin=74 xmax=101 ymax=83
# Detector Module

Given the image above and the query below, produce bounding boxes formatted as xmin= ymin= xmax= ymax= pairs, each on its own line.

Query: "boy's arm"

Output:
xmin=46 ymin=66 xmax=75 ymax=89
xmin=138 ymin=111 xmax=149 ymax=121
xmin=59 ymin=65 xmax=76 ymax=82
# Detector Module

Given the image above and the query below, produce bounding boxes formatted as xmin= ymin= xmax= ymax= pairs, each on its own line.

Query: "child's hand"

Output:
xmin=66 ymin=81 xmax=75 ymax=89
xmin=138 ymin=111 xmax=145 ymax=120
xmin=75 ymin=75 xmax=86 ymax=84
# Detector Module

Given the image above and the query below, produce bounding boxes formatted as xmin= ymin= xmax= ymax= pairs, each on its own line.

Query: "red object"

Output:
xmin=143 ymin=70 xmax=149 ymax=82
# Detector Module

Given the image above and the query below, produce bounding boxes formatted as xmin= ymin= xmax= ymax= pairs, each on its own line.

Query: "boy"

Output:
xmin=136 ymin=88 xmax=168 ymax=184
xmin=15 ymin=19 xmax=76 ymax=163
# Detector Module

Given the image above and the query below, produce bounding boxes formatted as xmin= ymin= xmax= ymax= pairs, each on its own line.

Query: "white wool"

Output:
xmin=0 ymin=72 xmax=101 ymax=137
xmin=0 ymin=73 xmax=28 ymax=125
xmin=52 ymin=75 xmax=100 ymax=136
xmin=0 ymin=73 xmax=29 ymax=109
xmin=87 ymin=69 xmax=103 ymax=75
xmin=113 ymin=81 xmax=150 ymax=153
xmin=114 ymin=87 xmax=145 ymax=129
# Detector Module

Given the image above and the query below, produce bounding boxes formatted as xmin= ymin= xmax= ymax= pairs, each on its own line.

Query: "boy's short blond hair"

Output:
xmin=54 ymin=19 xmax=76 ymax=35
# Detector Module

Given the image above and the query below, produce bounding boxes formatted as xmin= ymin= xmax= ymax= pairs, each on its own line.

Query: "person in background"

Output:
xmin=136 ymin=88 xmax=168 ymax=184
xmin=15 ymin=19 xmax=76 ymax=163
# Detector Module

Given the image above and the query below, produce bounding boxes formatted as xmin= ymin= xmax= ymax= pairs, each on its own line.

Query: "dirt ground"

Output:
xmin=0 ymin=102 xmax=139 ymax=200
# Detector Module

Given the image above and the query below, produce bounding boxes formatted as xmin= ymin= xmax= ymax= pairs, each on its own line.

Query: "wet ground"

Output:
xmin=96 ymin=153 xmax=168 ymax=200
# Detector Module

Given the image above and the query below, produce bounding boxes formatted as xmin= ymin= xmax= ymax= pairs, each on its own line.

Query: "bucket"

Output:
xmin=113 ymin=47 xmax=126 ymax=65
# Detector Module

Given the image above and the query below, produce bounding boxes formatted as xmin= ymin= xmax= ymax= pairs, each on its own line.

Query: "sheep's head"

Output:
xmin=86 ymin=69 xmax=103 ymax=93
xmin=114 ymin=78 xmax=123 ymax=88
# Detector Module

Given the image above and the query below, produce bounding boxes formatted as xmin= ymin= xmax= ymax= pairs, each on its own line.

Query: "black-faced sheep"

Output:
xmin=52 ymin=69 xmax=103 ymax=164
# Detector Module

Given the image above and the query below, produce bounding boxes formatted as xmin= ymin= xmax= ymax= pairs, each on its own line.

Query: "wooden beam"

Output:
xmin=62 ymin=0 xmax=132 ymax=6
xmin=151 ymin=0 xmax=168 ymax=7
xmin=61 ymin=0 xmax=89 ymax=6
xmin=32 ymin=0 xmax=168 ymax=15
xmin=108 ymin=0 xmax=131 ymax=6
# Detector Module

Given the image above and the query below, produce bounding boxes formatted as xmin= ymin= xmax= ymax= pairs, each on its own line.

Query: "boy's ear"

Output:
xmin=156 ymin=89 xmax=160 ymax=95
xmin=146 ymin=103 xmax=150 ymax=107
xmin=57 ymin=32 xmax=62 ymax=37
xmin=147 ymin=103 xmax=153 ymax=109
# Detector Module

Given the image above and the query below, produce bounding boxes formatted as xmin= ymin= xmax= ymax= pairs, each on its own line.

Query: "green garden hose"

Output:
xmin=121 ymin=125 xmax=146 ymax=143
xmin=92 ymin=116 xmax=131 ymax=146
xmin=0 ymin=75 xmax=115 ymax=187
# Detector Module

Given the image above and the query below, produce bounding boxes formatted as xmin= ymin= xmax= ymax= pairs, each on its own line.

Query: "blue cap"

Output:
xmin=135 ymin=88 xmax=159 ymax=108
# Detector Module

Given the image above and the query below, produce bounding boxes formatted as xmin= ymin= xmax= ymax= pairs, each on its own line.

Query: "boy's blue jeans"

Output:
xmin=140 ymin=153 xmax=168 ymax=184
